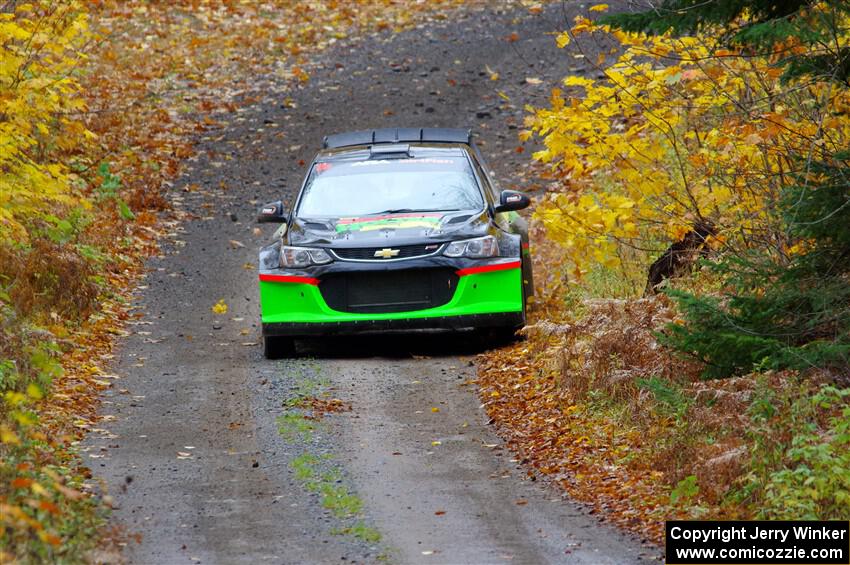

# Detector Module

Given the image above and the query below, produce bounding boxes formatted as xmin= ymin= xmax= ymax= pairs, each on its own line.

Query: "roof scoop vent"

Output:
xmin=369 ymin=143 xmax=411 ymax=159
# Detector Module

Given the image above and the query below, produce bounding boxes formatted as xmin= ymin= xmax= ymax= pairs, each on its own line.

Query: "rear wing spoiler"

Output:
xmin=323 ymin=127 xmax=472 ymax=149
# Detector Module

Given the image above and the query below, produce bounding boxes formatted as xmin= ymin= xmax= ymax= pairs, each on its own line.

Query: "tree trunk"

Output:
xmin=645 ymin=222 xmax=715 ymax=295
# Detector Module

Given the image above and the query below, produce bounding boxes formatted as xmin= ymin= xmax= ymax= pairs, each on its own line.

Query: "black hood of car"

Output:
xmin=286 ymin=209 xmax=492 ymax=247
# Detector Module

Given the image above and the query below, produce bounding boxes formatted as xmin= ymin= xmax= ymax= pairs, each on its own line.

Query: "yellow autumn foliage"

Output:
xmin=526 ymin=11 xmax=850 ymax=279
xmin=0 ymin=1 xmax=93 ymax=243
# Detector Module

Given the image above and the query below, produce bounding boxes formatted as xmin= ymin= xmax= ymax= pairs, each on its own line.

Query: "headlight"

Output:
xmin=443 ymin=235 xmax=499 ymax=258
xmin=280 ymin=246 xmax=332 ymax=267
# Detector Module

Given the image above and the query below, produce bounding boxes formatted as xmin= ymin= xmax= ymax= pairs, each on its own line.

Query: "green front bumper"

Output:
xmin=259 ymin=263 xmax=523 ymax=335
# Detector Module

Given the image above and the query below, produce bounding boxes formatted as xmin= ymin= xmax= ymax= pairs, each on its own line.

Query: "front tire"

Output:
xmin=264 ymin=336 xmax=296 ymax=359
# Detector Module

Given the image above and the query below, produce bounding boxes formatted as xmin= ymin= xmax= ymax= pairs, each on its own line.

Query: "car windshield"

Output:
xmin=296 ymin=155 xmax=484 ymax=218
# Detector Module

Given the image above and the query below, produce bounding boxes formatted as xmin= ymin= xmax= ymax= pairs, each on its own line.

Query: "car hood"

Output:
xmin=287 ymin=210 xmax=491 ymax=247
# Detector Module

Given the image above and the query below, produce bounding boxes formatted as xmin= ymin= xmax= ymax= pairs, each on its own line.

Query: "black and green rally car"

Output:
xmin=256 ymin=128 xmax=532 ymax=358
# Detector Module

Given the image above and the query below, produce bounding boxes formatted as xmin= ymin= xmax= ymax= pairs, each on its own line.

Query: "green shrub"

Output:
xmin=759 ymin=386 xmax=850 ymax=519
xmin=737 ymin=384 xmax=850 ymax=519
xmin=670 ymin=475 xmax=700 ymax=506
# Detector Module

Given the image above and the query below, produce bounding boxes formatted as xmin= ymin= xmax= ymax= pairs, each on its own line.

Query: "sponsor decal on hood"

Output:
xmin=334 ymin=213 xmax=444 ymax=233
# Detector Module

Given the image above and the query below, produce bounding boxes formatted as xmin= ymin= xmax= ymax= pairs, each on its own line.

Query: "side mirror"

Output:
xmin=494 ymin=190 xmax=530 ymax=213
xmin=257 ymin=200 xmax=287 ymax=223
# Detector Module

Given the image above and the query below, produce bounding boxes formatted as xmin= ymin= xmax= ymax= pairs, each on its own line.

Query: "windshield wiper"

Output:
xmin=369 ymin=208 xmax=416 ymax=214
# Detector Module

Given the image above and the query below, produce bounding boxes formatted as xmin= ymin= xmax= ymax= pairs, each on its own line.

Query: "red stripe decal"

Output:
xmin=259 ymin=274 xmax=320 ymax=285
xmin=456 ymin=260 xmax=521 ymax=277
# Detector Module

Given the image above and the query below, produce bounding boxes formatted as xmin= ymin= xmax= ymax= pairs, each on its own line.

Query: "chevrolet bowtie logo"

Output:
xmin=374 ymin=248 xmax=400 ymax=259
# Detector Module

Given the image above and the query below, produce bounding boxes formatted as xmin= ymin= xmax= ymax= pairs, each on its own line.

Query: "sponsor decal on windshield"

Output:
xmin=335 ymin=213 xmax=443 ymax=233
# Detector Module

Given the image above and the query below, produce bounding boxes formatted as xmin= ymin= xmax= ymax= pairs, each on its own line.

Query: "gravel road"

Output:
xmin=84 ymin=3 xmax=658 ymax=564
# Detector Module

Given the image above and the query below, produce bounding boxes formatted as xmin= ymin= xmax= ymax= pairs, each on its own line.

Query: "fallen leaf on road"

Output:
xmin=212 ymin=299 xmax=228 ymax=314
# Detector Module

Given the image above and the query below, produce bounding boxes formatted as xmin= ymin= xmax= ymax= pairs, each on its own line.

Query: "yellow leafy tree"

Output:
xmin=0 ymin=1 xmax=93 ymax=243
xmin=526 ymin=8 xmax=850 ymax=281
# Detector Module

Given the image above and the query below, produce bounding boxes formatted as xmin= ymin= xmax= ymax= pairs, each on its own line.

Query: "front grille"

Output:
xmin=320 ymin=269 xmax=458 ymax=314
xmin=331 ymin=243 xmax=442 ymax=261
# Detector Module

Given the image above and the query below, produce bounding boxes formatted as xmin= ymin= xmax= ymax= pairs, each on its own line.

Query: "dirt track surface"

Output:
xmin=84 ymin=3 xmax=658 ymax=563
